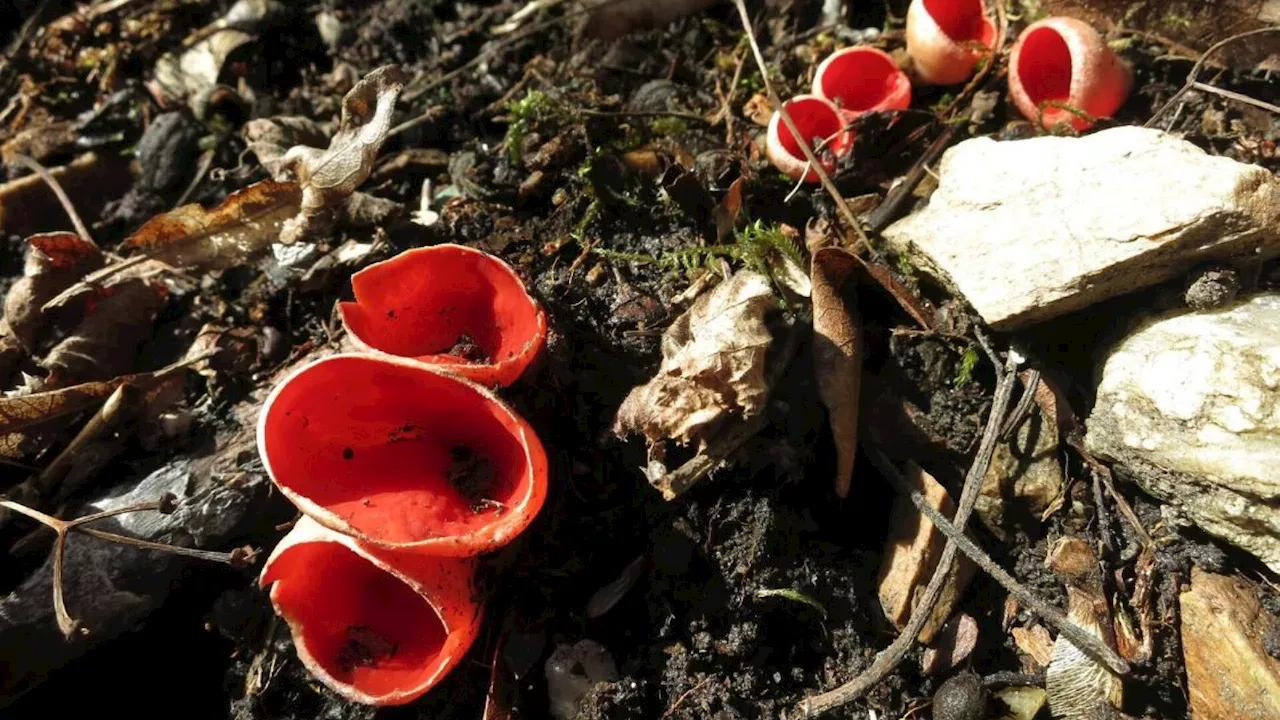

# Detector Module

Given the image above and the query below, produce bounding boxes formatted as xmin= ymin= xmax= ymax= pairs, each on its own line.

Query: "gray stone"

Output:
xmin=1084 ymin=294 xmax=1280 ymax=571
xmin=883 ymin=126 xmax=1280 ymax=329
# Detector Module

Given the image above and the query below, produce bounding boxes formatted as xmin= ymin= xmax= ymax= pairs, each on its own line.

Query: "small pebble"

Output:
xmin=932 ymin=671 xmax=987 ymax=720
xmin=545 ymin=640 xmax=618 ymax=720
xmin=1184 ymin=266 xmax=1241 ymax=310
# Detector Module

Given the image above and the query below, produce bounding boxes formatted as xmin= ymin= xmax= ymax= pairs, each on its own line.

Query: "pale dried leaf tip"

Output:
xmin=278 ymin=65 xmax=408 ymax=244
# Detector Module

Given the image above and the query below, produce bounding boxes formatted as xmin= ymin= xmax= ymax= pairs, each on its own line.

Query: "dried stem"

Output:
xmin=728 ymin=0 xmax=867 ymax=249
xmin=1145 ymin=26 xmax=1280 ymax=128
xmin=0 ymin=497 xmax=251 ymax=637
xmin=1189 ymin=80 xmax=1280 ymax=116
xmin=9 ymin=152 xmax=97 ymax=246
xmin=867 ymin=442 xmax=1131 ymax=676
xmin=797 ymin=351 xmax=1020 ymax=717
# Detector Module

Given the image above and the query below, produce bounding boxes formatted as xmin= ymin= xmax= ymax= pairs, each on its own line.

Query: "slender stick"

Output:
xmin=1145 ymin=27 xmax=1280 ymax=128
xmin=797 ymin=352 xmax=1020 ymax=717
xmin=868 ymin=442 xmax=1130 ymax=676
xmin=9 ymin=152 xmax=97 ymax=246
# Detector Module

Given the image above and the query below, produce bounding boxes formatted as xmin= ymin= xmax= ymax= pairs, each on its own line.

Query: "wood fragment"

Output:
xmin=810 ymin=247 xmax=863 ymax=497
xmin=1180 ymin=568 xmax=1280 ymax=720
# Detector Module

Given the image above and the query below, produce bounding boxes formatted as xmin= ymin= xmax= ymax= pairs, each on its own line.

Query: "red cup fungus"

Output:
xmin=1008 ymin=16 xmax=1132 ymax=131
xmin=259 ymin=353 xmax=549 ymax=557
xmin=905 ymin=0 xmax=997 ymax=85
xmin=811 ymin=46 xmax=912 ymax=122
xmin=765 ymin=94 xmax=852 ymax=183
xmin=260 ymin=515 xmax=484 ymax=706
xmin=339 ymin=243 xmax=547 ymax=388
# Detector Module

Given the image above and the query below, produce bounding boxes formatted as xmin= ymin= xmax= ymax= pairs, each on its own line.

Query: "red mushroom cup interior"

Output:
xmin=813 ymin=47 xmax=911 ymax=117
xmin=1015 ymin=25 xmax=1075 ymax=127
xmin=924 ymin=0 xmax=995 ymax=48
xmin=767 ymin=95 xmax=852 ymax=182
xmin=261 ymin=516 xmax=482 ymax=706
xmin=258 ymin=354 xmax=549 ymax=556
xmin=339 ymin=244 xmax=547 ymax=388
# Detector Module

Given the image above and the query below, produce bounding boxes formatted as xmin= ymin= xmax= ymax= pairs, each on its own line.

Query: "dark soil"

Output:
xmin=2 ymin=1 xmax=1279 ymax=719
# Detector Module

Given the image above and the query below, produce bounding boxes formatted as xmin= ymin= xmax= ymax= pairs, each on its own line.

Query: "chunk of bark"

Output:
xmin=1180 ymin=568 xmax=1280 ymax=720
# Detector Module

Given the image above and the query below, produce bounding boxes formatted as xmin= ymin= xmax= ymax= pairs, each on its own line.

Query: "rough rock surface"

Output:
xmin=1084 ymin=294 xmax=1280 ymax=571
xmin=882 ymin=126 xmax=1280 ymax=329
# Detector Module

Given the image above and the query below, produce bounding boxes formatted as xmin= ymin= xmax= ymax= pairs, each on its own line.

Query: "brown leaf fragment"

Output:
xmin=1012 ymin=623 xmax=1056 ymax=669
xmin=277 ymin=65 xmax=407 ymax=244
xmin=614 ymin=272 xmax=779 ymax=485
xmin=811 ymin=246 xmax=863 ymax=497
xmin=876 ymin=461 xmax=976 ymax=643
xmin=42 ymin=279 xmax=167 ymax=389
xmin=4 ymin=232 xmax=104 ymax=348
xmin=921 ymin=612 xmax=978 ymax=675
xmin=977 ymin=372 xmax=1064 ymax=539
xmin=0 ymin=378 xmax=129 ymax=437
xmin=1180 ymin=568 xmax=1280 ymax=720
xmin=124 ymin=179 xmax=302 ymax=269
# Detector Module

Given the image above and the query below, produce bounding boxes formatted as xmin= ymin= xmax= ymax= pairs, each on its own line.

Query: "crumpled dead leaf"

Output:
xmin=275 ymin=64 xmax=407 ymax=244
xmin=921 ymin=612 xmax=978 ymax=675
xmin=811 ymin=246 xmax=863 ymax=497
xmin=42 ymin=279 xmax=168 ymax=390
xmin=614 ymin=271 xmax=779 ymax=482
xmin=4 ymin=232 xmax=103 ymax=349
xmin=1045 ymin=537 xmax=1124 ymax=720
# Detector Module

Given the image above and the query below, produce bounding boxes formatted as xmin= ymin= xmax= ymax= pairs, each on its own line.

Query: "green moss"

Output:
xmin=647 ymin=116 xmax=688 ymax=137
xmin=504 ymin=89 xmax=567 ymax=164
xmin=954 ymin=345 xmax=980 ymax=387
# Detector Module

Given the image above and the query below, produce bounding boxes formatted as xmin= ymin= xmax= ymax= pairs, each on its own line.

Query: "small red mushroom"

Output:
xmin=258 ymin=353 xmax=549 ymax=556
xmin=811 ymin=46 xmax=912 ymax=122
xmin=1008 ymin=17 xmax=1132 ymax=131
xmin=339 ymin=244 xmax=547 ymax=388
xmin=905 ymin=0 xmax=997 ymax=85
xmin=260 ymin=515 xmax=483 ymax=706
xmin=765 ymin=94 xmax=852 ymax=183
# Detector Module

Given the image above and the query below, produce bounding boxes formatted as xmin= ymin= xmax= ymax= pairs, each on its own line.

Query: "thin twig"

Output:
xmin=578 ymin=108 xmax=711 ymax=123
xmin=1189 ymin=79 xmax=1280 ymax=116
xmin=9 ymin=152 xmax=97 ymax=246
xmin=869 ymin=442 xmax=1130 ymax=676
xmin=729 ymin=0 xmax=867 ymax=249
xmin=1145 ymin=26 xmax=1280 ymax=128
xmin=1000 ymin=369 xmax=1041 ymax=440
xmin=797 ymin=351 xmax=1020 ymax=717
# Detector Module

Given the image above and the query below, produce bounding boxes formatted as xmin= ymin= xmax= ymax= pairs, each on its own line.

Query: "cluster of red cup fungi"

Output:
xmin=767 ymin=0 xmax=1133 ymax=182
xmin=256 ymin=244 xmax=549 ymax=705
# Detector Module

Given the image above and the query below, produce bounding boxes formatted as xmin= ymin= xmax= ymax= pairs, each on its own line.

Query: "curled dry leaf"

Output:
xmin=4 ymin=232 xmax=103 ymax=348
xmin=1044 ymin=537 xmax=1124 ymax=720
xmin=811 ymin=246 xmax=863 ymax=497
xmin=614 ymin=271 xmax=779 ymax=485
xmin=277 ymin=65 xmax=407 ymax=244
xmin=1011 ymin=623 xmax=1056 ymax=669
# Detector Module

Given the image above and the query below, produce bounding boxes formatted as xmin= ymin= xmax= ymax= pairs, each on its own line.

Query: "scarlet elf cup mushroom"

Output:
xmin=905 ymin=0 xmax=997 ymax=85
xmin=1007 ymin=16 xmax=1132 ymax=131
xmin=338 ymin=243 xmax=548 ymax=388
xmin=257 ymin=246 xmax=550 ymax=706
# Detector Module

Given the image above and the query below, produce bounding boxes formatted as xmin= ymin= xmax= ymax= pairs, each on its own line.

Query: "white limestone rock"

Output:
xmin=1084 ymin=294 xmax=1280 ymax=571
xmin=882 ymin=126 xmax=1280 ymax=329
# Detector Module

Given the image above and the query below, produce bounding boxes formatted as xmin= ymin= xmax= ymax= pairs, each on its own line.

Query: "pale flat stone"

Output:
xmin=882 ymin=126 xmax=1280 ymax=329
xmin=1084 ymin=294 xmax=1280 ymax=571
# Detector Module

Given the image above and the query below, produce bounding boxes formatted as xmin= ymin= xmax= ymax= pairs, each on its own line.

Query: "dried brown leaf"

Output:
xmin=1012 ymin=624 xmax=1056 ymax=668
xmin=811 ymin=247 xmax=863 ymax=497
xmin=921 ymin=612 xmax=978 ymax=675
xmin=0 ymin=152 xmax=133 ymax=238
xmin=124 ymin=179 xmax=302 ymax=269
xmin=1045 ymin=537 xmax=1124 ymax=720
xmin=614 ymin=272 xmax=778 ymax=478
xmin=4 ymin=232 xmax=103 ymax=348
xmin=43 ymin=279 xmax=167 ymax=389
xmin=278 ymin=65 xmax=407 ymax=244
